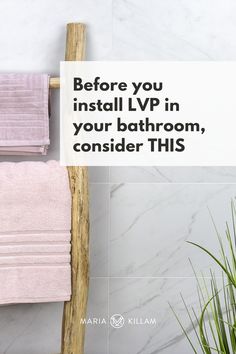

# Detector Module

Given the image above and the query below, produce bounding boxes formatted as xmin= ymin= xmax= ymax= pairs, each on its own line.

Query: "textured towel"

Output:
xmin=0 ymin=73 xmax=50 ymax=155
xmin=0 ymin=160 xmax=71 ymax=304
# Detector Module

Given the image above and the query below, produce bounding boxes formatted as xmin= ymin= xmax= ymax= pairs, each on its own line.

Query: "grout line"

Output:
xmin=107 ymin=165 xmax=111 ymax=354
xmin=90 ymin=182 xmax=236 ymax=185
xmin=90 ymin=276 xmax=223 ymax=279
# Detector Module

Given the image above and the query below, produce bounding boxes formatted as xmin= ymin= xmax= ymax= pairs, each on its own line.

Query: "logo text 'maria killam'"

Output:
xmin=80 ymin=315 xmax=157 ymax=328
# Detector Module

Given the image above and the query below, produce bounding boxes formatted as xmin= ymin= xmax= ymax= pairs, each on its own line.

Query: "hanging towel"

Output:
xmin=0 ymin=160 xmax=71 ymax=304
xmin=0 ymin=73 xmax=50 ymax=155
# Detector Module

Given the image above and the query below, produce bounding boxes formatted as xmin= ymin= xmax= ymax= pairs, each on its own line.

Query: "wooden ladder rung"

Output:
xmin=49 ymin=77 xmax=60 ymax=89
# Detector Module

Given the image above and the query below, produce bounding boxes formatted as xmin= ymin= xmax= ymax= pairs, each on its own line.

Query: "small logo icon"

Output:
xmin=110 ymin=314 xmax=125 ymax=329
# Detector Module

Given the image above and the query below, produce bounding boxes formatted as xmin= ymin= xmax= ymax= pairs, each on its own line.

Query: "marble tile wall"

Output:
xmin=0 ymin=0 xmax=236 ymax=353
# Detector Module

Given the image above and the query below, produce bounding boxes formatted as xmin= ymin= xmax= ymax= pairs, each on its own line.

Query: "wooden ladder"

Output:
xmin=50 ymin=23 xmax=89 ymax=354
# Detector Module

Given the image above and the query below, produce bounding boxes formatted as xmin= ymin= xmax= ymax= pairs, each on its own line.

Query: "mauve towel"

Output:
xmin=0 ymin=160 xmax=71 ymax=304
xmin=0 ymin=73 xmax=50 ymax=155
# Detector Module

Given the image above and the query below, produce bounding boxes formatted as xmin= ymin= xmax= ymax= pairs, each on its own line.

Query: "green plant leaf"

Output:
xmin=187 ymin=241 xmax=236 ymax=287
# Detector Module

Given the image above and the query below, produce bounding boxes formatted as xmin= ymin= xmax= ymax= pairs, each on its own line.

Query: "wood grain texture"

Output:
xmin=49 ymin=77 xmax=60 ymax=88
xmin=61 ymin=23 xmax=89 ymax=354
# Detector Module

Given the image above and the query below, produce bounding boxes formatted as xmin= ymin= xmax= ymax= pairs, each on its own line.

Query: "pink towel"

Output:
xmin=0 ymin=74 xmax=50 ymax=155
xmin=0 ymin=160 xmax=71 ymax=304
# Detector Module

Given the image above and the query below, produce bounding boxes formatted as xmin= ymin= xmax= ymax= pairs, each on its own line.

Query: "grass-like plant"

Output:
xmin=170 ymin=201 xmax=236 ymax=353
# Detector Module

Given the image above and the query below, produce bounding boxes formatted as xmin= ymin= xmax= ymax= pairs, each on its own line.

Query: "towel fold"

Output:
xmin=0 ymin=160 xmax=71 ymax=304
xmin=0 ymin=74 xmax=50 ymax=155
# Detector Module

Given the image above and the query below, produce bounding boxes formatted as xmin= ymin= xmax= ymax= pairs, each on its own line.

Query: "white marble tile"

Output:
xmin=0 ymin=302 xmax=63 ymax=354
xmin=110 ymin=183 xmax=236 ymax=277
xmin=90 ymin=184 xmax=109 ymax=277
xmin=111 ymin=0 xmax=236 ymax=61
xmin=89 ymin=167 xmax=109 ymax=183
xmin=0 ymin=0 xmax=112 ymax=72
xmin=109 ymin=277 xmax=206 ymax=354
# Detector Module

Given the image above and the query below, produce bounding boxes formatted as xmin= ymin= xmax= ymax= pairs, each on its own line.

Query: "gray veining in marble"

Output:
xmin=110 ymin=183 xmax=236 ymax=278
